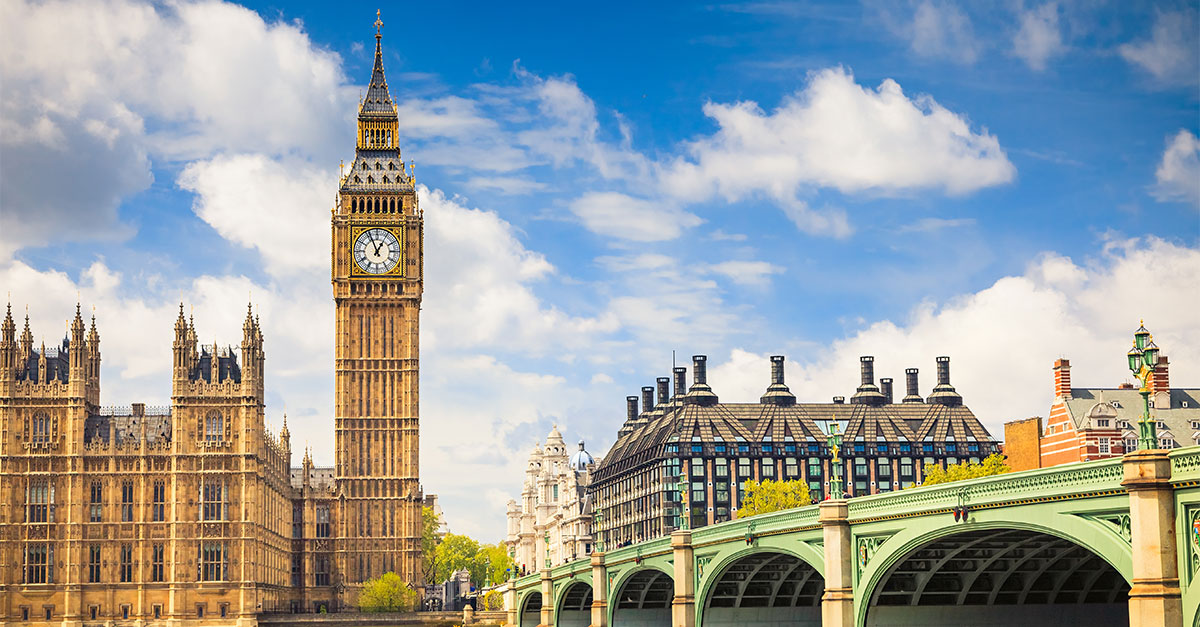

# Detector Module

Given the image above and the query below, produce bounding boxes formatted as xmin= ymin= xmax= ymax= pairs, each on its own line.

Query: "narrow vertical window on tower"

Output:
xmin=27 ymin=478 xmax=49 ymax=523
xmin=152 ymin=481 xmax=165 ymax=521
xmin=89 ymin=481 xmax=103 ymax=522
xmin=120 ymin=481 xmax=134 ymax=522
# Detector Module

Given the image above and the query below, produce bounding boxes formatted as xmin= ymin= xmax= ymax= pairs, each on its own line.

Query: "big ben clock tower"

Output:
xmin=332 ymin=11 xmax=423 ymax=589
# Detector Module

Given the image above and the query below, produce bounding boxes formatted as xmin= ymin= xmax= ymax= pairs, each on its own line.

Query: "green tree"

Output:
xmin=421 ymin=506 xmax=441 ymax=583
xmin=434 ymin=533 xmax=482 ymax=584
xmin=919 ymin=454 xmax=1010 ymax=486
xmin=736 ymin=479 xmax=812 ymax=518
xmin=358 ymin=572 xmax=417 ymax=612
xmin=476 ymin=543 xmax=515 ymax=586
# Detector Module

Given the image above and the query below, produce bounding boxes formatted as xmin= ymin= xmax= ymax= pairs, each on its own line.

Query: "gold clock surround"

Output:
xmin=349 ymin=224 xmax=406 ymax=278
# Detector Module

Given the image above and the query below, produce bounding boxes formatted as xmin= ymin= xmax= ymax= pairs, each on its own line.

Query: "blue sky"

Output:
xmin=1 ymin=0 xmax=1197 ymax=540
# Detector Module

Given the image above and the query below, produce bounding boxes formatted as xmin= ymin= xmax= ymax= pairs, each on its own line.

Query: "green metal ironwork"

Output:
xmin=507 ymin=447 xmax=1200 ymax=627
xmin=827 ymin=422 xmax=844 ymax=499
xmin=1127 ymin=320 xmax=1161 ymax=451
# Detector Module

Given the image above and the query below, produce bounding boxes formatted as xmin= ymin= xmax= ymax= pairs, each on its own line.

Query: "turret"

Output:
xmin=69 ymin=304 xmax=86 ymax=395
xmin=19 ymin=311 xmax=33 ymax=367
xmin=280 ymin=413 xmax=291 ymax=450
xmin=240 ymin=302 xmax=264 ymax=398
xmin=0 ymin=304 xmax=14 ymax=395
xmin=87 ymin=311 xmax=101 ymax=403
xmin=172 ymin=304 xmax=191 ymax=387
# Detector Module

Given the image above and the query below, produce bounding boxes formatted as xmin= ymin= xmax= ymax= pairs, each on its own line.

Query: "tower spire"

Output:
xmin=360 ymin=10 xmax=395 ymax=115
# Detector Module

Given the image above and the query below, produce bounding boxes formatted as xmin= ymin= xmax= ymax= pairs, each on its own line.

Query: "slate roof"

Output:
xmin=343 ymin=150 xmax=412 ymax=193
xmin=594 ymin=399 xmax=996 ymax=481
xmin=16 ymin=340 xmax=70 ymax=383
xmin=1064 ymin=388 xmax=1200 ymax=444
xmin=291 ymin=466 xmax=336 ymax=491
xmin=189 ymin=345 xmax=241 ymax=384
xmin=85 ymin=406 xmax=173 ymax=445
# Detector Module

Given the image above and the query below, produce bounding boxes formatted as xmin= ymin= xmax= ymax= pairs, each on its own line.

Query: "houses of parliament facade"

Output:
xmin=0 ymin=19 xmax=422 ymax=626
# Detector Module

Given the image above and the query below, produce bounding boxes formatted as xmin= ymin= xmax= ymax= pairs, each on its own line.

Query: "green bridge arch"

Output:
xmin=852 ymin=499 xmax=1135 ymax=627
xmin=503 ymin=448 xmax=1200 ymax=627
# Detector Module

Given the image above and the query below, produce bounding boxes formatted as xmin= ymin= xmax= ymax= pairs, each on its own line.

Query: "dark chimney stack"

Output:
xmin=673 ymin=367 xmax=687 ymax=402
xmin=833 ymin=396 xmax=845 ymax=404
xmin=927 ymin=356 xmax=963 ymax=407
xmin=880 ymin=378 xmax=894 ymax=404
xmin=684 ymin=355 xmax=719 ymax=406
xmin=656 ymin=377 xmax=670 ymax=407
xmin=851 ymin=355 xmax=885 ymax=406
xmin=903 ymin=368 xmax=923 ymax=403
xmin=760 ymin=355 xmax=796 ymax=406
xmin=626 ymin=396 xmax=639 ymax=422
xmin=641 ymin=386 xmax=655 ymax=417
xmin=693 ymin=355 xmax=707 ymax=385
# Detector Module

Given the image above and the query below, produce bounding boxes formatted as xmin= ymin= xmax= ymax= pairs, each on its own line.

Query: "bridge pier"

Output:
xmin=590 ymin=552 xmax=607 ymax=627
xmin=819 ymin=500 xmax=853 ymax=627
xmin=671 ymin=530 xmax=695 ymax=627
xmin=1122 ymin=450 xmax=1183 ymax=627
xmin=540 ymin=569 xmax=554 ymax=627
xmin=504 ymin=584 xmax=518 ymax=627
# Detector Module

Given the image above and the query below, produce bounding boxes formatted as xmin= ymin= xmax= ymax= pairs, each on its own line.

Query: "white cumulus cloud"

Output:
xmin=568 ymin=192 xmax=703 ymax=242
xmin=702 ymin=236 xmax=1200 ymax=438
xmin=1013 ymin=3 xmax=1064 ymax=71
xmin=1118 ymin=9 xmax=1200 ymax=86
xmin=659 ymin=67 xmax=1015 ymax=235
xmin=1153 ymin=129 xmax=1200 ymax=209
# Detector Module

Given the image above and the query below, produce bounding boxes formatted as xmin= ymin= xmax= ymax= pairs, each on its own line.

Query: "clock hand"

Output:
xmin=373 ymin=240 xmax=384 ymax=257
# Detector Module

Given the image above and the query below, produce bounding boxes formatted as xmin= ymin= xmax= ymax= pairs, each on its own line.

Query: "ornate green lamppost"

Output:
xmin=543 ymin=531 xmax=550 ymax=568
xmin=1127 ymin=320 xmax=1162 ymax=451
xmin=677 ymin=466 xmax=690 ymax=530
xmin=827 ymin=422 xmax=845 ymax=499
xmin=593 ymin=510 xmax=604 ymax=553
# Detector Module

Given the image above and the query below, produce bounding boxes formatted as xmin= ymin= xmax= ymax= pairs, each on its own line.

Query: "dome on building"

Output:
xmin=568 ymin=440 xmax=594 ymax=472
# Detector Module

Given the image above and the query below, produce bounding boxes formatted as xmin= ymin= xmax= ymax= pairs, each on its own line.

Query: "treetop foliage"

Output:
xmin=358 ymin=572 xmax=417 ymax=612
xmin=736 ymin=479 xmax=812 ymax=518
xmin=919 ymin=454 xmax=1010 ymax=486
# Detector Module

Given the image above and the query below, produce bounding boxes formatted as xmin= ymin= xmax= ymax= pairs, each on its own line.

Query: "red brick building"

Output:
xmin=1005 ymin=351 xmax=1197 ymax=469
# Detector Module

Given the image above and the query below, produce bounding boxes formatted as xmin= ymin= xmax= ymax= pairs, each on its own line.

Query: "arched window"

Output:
xmin=367 ymin=176 xmax=374 ymax=184
xmin=354 ymin=176 xmax=361 ymax=183
xmin=204 ymin=412 xmax=223 ymax=443
xmin=375 ymin=162 xmax=382 ymax=170
xmin=31 ymin=414 xmax=49 ymax=445
xmin=382 ymin=176 xmax=389 ymax=184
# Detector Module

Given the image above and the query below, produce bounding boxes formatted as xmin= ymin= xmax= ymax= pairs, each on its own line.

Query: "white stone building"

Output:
xmin=505 ymin=426 xmax=598 ymax=575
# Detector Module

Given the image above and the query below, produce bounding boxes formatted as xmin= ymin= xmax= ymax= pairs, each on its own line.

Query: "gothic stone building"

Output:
xmin=504 ymin=427 xmax=598 ymax=575
xmin=0 ymin=305 xmax=295 ymax=624
xmin=590 ymin=354 xmax=1001 ymax=548
xmin=0 ymin=20 xmax=424 ymax=625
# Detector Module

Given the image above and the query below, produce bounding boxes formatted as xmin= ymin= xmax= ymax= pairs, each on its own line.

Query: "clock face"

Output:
xmin=353 ymin=227 xmax=402 ymax=275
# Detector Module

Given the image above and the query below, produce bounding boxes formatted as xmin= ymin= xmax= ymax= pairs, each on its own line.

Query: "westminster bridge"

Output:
xmin=504 ymin=449 xmax=1200 ymax=627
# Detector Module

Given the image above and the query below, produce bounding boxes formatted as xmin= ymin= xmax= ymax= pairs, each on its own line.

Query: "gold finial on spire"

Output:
xmin=375 ymin=9 xmax=384 ymax=35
